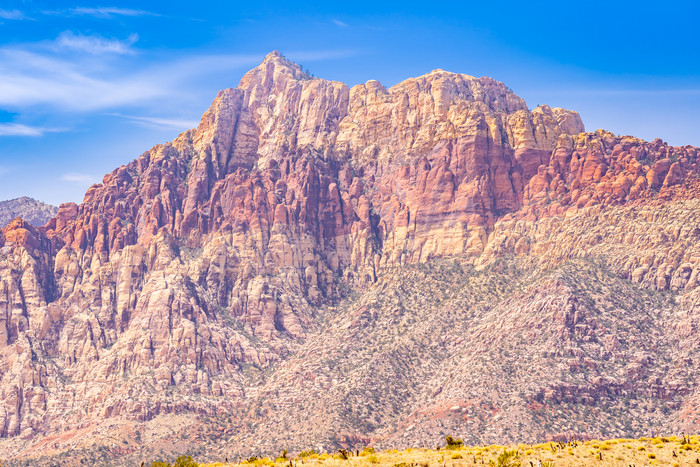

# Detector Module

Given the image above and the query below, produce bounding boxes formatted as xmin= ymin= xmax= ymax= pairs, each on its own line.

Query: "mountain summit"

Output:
xmin=1 ymin=53 xmax=699 ymax=465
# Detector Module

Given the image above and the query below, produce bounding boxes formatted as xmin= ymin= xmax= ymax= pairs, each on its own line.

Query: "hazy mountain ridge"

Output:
xmin=0 ymin=196 xmax=57 ymax=228
xmin=1 ymin=51 xmax=699 ymax=465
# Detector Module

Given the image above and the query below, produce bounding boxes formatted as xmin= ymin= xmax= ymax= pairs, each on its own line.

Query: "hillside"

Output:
xmin=0 ymin=196 xmax=57 ymax=227
xmin=1 ymin=51 xmax=699 ymax=465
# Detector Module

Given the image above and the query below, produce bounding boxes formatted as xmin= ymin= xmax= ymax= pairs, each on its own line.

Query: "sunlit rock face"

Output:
xmin=2 ymin=51 xmax=700 ymax=463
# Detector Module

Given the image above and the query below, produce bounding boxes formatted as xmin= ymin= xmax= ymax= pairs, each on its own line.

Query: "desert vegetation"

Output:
xmin=137 ymin=435 xmax=700 ymax=467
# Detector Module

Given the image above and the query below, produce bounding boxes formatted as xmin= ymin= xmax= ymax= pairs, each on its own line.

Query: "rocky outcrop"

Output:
xmin=1 ymin=51 xmax=700 ymax=464
xmin=0 ymin=197 xmax=57 ymax=228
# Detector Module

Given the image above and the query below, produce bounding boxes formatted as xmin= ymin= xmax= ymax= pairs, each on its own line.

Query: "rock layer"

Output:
xmin=1 ymin=51 xmax=700 ymax=464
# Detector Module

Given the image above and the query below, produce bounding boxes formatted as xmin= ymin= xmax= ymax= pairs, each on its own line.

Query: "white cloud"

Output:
xmin=0 ymin=9 xmax=23 ymax=20
xmin=64 ymin=7 xmax=156 ymax=18
xmin=62 ymin=172 xmax=99 ymax=183
xmin=0 ymin=42 xmax=360 ymax=115
xmin=0 ymin=46 xmax=262 ymax=112
xmin=55 ymin=31 xmax=138 ymax=55
xmin=332 ymin=19 xmax=349 ymax=28
xmin=0 ymin=48 xmax=167 ymax=111
xmin=0 ymin=123 xmax=55 ymax=136
xmin=109 ymin=113 xmax=200 ymax=130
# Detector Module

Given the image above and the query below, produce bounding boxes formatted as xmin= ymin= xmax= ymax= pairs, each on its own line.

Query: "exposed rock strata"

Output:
xmin=1 ymin=51 xmax=700 ymax=464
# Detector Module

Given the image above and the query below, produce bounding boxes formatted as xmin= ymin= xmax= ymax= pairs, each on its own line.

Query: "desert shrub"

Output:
xmin=150 ymin=462 xmax=170 ymax=467
xmin=648 ymin=453 xmax=656 ymax=459
xmin=445 ymin=436 xmax=463 ymax=450
xmin=173 ymin=455 xmax=198 ymax=467
xmin=451 ymin=453 xmax=462 ymax=459
xmin=367 ymin=454 xmax=379 ymax=463
xmin=359 ymin=447 xmax=376 ymax=456
xmin=489 ymin=448 xmax=520 ymax=467
xmin=298 ymin=450 xmax=317 ymax=458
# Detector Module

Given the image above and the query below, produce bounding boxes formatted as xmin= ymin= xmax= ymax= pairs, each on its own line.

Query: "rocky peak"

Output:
xmin=389 ymin=69 xmax=529 ymax=115
xmin=2 ymin=52 xmax=699 ymax=463
xmin=238 ymin=50 xmax=313 ymax=95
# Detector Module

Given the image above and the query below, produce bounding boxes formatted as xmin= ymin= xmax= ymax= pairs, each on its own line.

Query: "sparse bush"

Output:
xmin=489 ymin=449 xmax=520 ymax=467
xmin=173 ymin=455 xmax=198 ymax=467
xmin=359 ymin=447 xmax=376 ymax=456
xmin=445 ymin=436 xmax=463 ymax=450
xmin=367 ymin=454 xmax=379 ymax=463
xmin=298 ymin=450 xmax=317 ymax=459
xmin=451 ymin=453 xmax=462 ymax=459
xmin=648 ymin=453 xmax=656 ymax=459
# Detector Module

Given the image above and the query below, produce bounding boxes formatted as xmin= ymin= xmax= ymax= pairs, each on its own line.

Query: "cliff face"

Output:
xmin=1 ymin=51 xmax=700 ymax=464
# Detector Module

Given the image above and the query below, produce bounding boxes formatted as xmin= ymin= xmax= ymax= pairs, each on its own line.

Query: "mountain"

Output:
xmin=0 ymin=196 xmax=57 ymax=228
xmin=1 ymin=51 xmax=699 ymax=466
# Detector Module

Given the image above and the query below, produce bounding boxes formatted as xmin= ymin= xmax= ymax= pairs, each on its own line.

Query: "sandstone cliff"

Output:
xmin=1 ymin=51 xmax=699 ymax=465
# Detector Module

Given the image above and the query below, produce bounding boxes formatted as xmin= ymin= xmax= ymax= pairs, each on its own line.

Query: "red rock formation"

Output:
xmin=1 ymin=51 xmax=699 ymax=461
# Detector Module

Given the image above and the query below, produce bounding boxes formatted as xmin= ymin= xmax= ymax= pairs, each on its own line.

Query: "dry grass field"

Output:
xmin=193 ymin=435 xmax=700 ymax=467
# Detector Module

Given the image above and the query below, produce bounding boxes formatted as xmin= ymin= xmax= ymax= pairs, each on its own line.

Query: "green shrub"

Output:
xmin=445 ymin=436 xmax=464 ymax=450
xmin=489 ymin=448 xmax=520 ymax=467
xmin=173 ymin=455 xmax=198 ymax=467
xmin=298 ymin=450 xmax=317 ymax=459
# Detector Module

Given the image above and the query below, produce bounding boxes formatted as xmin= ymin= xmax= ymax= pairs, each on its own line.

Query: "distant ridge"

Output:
xmin=0 ymin=196 xmax=58 ymax=227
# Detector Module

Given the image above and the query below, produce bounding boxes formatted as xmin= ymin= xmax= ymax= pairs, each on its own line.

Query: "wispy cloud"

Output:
xmin=108 ymin=113 xmax=199 ymax=130
xmin=0 ymin=43 xmax=359 ymax=116
xmin=52 ymin=7 xmax=157 ymax=18
xmin=0 ymin=9 xmax=23 ymax=20
xmin=0 ymin=123 xmax=58 ymax=136
xmin=55 ymin=31 xmax=138 ymax=55
xmin=0 ymin=48 xmax=166 ymax=111
xmin=0 ymin=42 xmax=263 ymax=112
xmin=332 ymin=19 xmax=349 ymax=28
xmin=62 ymin=172 xmax=98 ymax=183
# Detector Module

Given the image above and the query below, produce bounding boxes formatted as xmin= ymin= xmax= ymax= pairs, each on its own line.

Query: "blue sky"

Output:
xmin=0 ymin=0 xmax=699 ymax=205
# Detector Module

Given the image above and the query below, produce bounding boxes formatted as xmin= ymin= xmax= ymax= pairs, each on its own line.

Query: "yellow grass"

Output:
xmin=198 ymin=435 xmax=700 ymax=467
